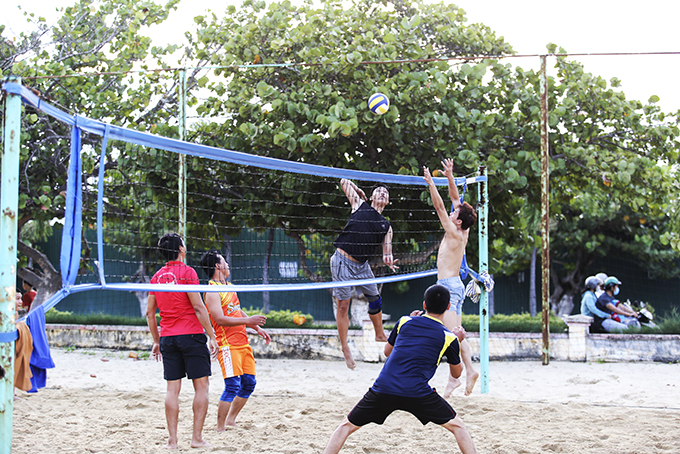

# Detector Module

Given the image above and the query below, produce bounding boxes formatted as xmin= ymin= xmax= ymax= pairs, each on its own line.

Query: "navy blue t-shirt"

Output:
xmin=595 ymin=293 xmax=617 ymax=319
xmin=333 ymin=201 xmax=391 ymax=263
xmin=371 ymin=315 xmax=461 ymax=397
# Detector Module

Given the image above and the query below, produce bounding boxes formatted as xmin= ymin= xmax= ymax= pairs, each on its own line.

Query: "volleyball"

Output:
xmin=368 ymin=93 xmax=389 ymax=115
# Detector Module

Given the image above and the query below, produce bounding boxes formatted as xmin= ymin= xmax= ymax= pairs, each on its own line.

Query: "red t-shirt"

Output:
xmin=22 ymin=290 xmax=36 ymax=309
xmin=150 ymin=261 xmax=204 ymax=337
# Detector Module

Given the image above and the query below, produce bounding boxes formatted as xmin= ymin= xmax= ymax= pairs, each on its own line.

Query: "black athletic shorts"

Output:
xmin=159 ymin=333 xmax=211 ymax=381
xmin=348 ymin=388 xmax=457 ymax=426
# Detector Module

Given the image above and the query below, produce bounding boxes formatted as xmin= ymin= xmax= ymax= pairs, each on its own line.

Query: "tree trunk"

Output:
xmin=550 ymin=250 xmax=595 ymax=317
xmin=262 ymin=228 xmax=275 ymax=313
xmin=17 ymin=240 xmax=62 ymax=307
xmin=529 ymin=247 xmax=537 ymax=317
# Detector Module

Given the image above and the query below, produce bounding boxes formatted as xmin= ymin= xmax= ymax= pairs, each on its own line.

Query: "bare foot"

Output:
xmin=342 ymin=345 xmax=356 ymax=370
xmin=443 ymin=375 xmax=461 ymax=399
xmin=165 ymin=441 xmax=178 ymax=450
xmin=225 ymin=421 xmax=238 ymax=427
xmin=374 ymin=334 xmax=388 ymax=342
xmin=465 ymin=369 xmax=480 ymax=396
xmin=190 ymin=439 xmax=211 ymax=448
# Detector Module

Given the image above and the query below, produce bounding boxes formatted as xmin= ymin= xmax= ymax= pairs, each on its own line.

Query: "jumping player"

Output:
xmin=331 ymin=179 xmax=398 ymax=369
xmin=424 ymin=160 xmax=479 ymax=396
xmin=199 ymin=249 xmax=271 ymax=430
xmin=146 ymin=233 xmax=218 ymax=449
xmin=323 ymin=284 xmax=477 ymax=454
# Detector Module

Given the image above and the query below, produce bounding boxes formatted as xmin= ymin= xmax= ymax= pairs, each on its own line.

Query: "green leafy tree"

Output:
xmin=1 ymin=0 xmax=183 ymax=305
xmin=4 ymin=0 xmax=679 ymax=319
xmin=185 ymin=0 xmax=680 ymax=313
xmin=541 ymin=47 xmax=680 ymax=314
xmin=187 ymin=0 xmax=514 ymax=282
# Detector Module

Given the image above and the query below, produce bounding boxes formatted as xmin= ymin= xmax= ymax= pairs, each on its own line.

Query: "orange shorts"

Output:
xmin=217 ymin=344 xmax=256 ymax=379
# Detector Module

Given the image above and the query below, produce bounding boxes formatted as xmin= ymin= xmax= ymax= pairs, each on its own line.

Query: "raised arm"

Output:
xmin=204 ymin=292 xmax=266 ymax=328
xmin=442 ymin=158 xmax=461 ymax=210
xmin=424 ymin=166 xmax=459 ymax=237
xmin=382 ymin=226 xmax=399 ymax=272
xmin=340 ymin=179 xmax=367 ymax=211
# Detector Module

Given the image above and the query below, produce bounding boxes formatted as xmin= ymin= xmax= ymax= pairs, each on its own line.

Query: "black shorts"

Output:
xmin=348 ymin=388 xmax=457 ymax=426
xmin=159 ymin=333 xmax=211 ymax=381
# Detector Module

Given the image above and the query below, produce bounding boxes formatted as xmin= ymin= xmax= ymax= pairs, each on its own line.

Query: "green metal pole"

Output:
xmin=1 ymin=76 xmax=22 ymax=453
xmin=539 ymin=55 xmax=551 ymax=365
xmin=178 ymin=69 xmax=187 ymax=241
xmin=478 ymin=165 xmax=489 ymax=393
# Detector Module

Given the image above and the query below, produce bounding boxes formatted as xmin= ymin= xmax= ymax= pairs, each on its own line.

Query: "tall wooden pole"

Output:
xmin=539 ymin=56 xmax=551 ymax=365
xmin=178 ymin=69 xmax=187 ymax=243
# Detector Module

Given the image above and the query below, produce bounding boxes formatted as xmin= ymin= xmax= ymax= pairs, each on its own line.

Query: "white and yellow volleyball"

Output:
xmin=368 ymin=93 xmax=390 ymax=115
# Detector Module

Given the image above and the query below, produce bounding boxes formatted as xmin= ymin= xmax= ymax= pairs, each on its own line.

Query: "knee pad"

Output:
xmin=220 ymin=376 xmax=241 ymax=402
xmin=236 ymin=374 xmax=256 ymax=399
xmin=367 ymin=296 xmax=382 ymax=315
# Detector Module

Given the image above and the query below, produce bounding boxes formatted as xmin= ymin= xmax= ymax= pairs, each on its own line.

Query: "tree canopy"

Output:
xmin=2 ymin=0 xmax=679 ymax=313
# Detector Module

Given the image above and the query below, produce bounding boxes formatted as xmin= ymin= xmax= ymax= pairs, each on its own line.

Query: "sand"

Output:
xmin=11 ymin=348 xmax=680 ymax=453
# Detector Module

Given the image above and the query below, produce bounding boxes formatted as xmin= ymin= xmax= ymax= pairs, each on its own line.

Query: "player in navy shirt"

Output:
xmin=323 ymin=284 xmax=477 ymax=454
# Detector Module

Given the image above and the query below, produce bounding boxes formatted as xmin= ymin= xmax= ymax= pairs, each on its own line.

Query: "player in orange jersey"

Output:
xmin=200 ymin=249 xmax=271 ymax=430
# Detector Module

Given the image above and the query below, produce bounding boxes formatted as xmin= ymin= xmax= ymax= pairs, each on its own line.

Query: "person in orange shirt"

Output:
xmin=200 ymin=249 xmax=271 ymax=430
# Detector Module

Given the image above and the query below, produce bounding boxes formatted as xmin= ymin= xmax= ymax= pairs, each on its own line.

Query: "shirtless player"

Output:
xmin=424 ymin=160 xmax=479 ymax=396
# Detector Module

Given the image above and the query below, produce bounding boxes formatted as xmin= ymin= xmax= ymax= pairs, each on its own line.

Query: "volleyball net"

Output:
xmin=2 ymin=81 xmax=489 ymax=319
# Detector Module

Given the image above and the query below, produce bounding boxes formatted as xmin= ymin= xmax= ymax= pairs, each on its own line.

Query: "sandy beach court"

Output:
xmin=11 ymin=348 xmax=680 ymax=453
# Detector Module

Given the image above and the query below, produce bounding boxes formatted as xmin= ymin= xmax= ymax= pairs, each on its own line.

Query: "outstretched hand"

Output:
xmin=247 ymin=315 xmax=267 ymax=326
xmin=383 ymin=255 xmax=399 ymax=272
xmin=423 ymin=166 xmax=433 ymax=185
xmin=441 ymin=158 xmax=454 ymax=179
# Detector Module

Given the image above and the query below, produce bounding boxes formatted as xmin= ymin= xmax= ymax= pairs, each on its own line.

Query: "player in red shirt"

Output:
xmin=200 ymin=249 xmax=270 ymax=430
xmin=21 ymin=280 xmax=37 ymax=310
xmin=146 ymin=233 xmax=218 ymax=449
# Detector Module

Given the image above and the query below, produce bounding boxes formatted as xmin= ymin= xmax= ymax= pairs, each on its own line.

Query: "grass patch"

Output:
xmin=45 ymin=309 xmax=149 ymax=326
xmin=462 ymin=313 xmax=567 ymax=333
xmin=45 ymin=307 xmax=319 ymax=329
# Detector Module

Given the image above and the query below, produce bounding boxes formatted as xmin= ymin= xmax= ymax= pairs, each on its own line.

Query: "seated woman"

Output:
xmin=580 ymin=275 xmax=608 ymax=333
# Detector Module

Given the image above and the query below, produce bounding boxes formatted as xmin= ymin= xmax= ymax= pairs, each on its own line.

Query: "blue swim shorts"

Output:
xmin=437 ymin=276 xmax=465 ymax=315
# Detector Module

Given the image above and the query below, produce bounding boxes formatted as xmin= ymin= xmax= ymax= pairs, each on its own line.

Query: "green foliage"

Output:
xmin=45 ymin=308 xmax=150 ymax=326
xmin=460 ymin=313 xmax=567 ymax=333
xmin=5 ymin=0 xmax=680 ymax=318
xmin=2 ymin=0 xmax=184 ymax=297
xmin=45 ymin=306 xmax=317 ymax=329
xmin=43 ymin=306 xmax=680 ymax=334
xmin=244 ymin=307 xmax=314 ymax=328
xmin=654 ymin=308 xmax=680 ymax=334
